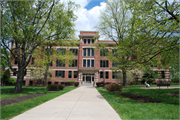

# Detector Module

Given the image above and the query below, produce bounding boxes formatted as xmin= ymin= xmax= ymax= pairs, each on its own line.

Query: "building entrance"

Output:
xmin=83 ymin=74 xmax=94 ymax=83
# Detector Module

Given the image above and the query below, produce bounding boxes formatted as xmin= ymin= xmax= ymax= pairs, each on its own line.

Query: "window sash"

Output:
xmin=68 ymin=71 xmax=72 ymax=78
xmin=100 ymin=72 xmax=103 ymax=79
xmin=83 ymin=59 xmax=95 ymax=67
xmin=91 ymin=60 xmax=94 ymax=67
xmin=55 ymin=70 xmax=65 ymax=78
xmin=74 ymin=71 xmax=77 ymax=78
xmin=100 ymin=60 xmax=109 ymax=68
xmin=87 ymin=59 xmax=90 ymax=67
xmin=70 ymin=49 xmax=78 ymax=56
xmin=56 ymin=60 xmax=65 ymax=67
xmin=57 ymin=48 xmax=66 ymax=55
xmin=106 ymin=71 xmax=109 ymax=79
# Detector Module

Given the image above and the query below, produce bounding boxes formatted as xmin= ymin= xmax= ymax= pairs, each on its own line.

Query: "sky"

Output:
xmin=71 ymin=0 xmax=107 ymax=39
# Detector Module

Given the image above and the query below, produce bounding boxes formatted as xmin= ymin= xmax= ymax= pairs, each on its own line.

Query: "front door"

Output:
xmin=86 ymin=76 xmax=91 ymax=83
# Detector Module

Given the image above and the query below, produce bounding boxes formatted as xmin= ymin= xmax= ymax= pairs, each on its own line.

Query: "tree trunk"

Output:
xmin=14 ymin=68 xmax=24 ymax=92
xmin=43 ymin=64 xmax=49 ymax=86
xmin=122 ymin=70 xmax=127 ymax=87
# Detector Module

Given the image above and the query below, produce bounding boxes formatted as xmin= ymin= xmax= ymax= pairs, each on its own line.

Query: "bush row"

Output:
xmin=47 ymin=85 xmax=65 ymax=91
xmin=105 ymin=84 xmax=123 ymax=92
xmin=96 ymin=82 xmax=112 ymax=87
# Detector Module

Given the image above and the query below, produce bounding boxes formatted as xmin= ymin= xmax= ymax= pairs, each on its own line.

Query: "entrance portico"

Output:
xmin=78 ymin=69 xmax=99 ymax=86
xmin=83 ymin=74 xmax=94 ymax=83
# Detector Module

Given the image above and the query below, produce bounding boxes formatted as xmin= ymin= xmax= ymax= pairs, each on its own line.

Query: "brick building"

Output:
xmin=10 ymin=31 xmax=171 ymax=86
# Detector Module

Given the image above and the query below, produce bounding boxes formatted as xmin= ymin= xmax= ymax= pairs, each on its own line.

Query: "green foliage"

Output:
xmin=105 ymin=84 xmax=123 ymax=92
xmin=1 ymin=0 xmax=79 ymax=92
xmin=3 ymin=69 xmax=10 ymax=80
xmin=47 ymin=85 xmax=65 ymax=91
xmin=1 ymin=47 xmax=9 ymax=70
xmin=8 ymin=78 xmax=16 ymax=84
xmin=66 ymin=81 xmax=75 ymax=83
xmin=1 ymin=71 xmax=5 ymax=79
xmin=142 ymin=66 xmax=156 ymax=84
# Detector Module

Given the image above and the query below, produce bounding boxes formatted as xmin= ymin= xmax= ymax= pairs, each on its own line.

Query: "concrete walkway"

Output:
xmin=11 ymin=86 xmax=121 ymax=120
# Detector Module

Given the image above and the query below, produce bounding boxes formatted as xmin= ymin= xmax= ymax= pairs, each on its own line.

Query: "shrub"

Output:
xmin=58 ymin=85 xmax=65 ymax=90
xmin=8 ymin=78 xmax=16 ymax=84
xmin=96 ymin=82 xmax=102 ymax=87
xmin=47 ymin=85 xmax=64 ymax=91
xmin=74 ymin=82 xmax=79 ymax=87
xmin=105 ymin=84 xmax=123 ymax=92
xmin=105 ymin=82 xmax=111 ymax=85
xmin=128 ymin=81 xmax=141 ymax=85
xmin=66 ymin=81 xmax=75 ymax=86
xmin=3 ymin=69 xmax=10 ymax=79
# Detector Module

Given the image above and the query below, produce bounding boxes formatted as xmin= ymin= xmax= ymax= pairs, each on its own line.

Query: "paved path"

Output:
xmin=11 ymin=86 xmax=121 ymax=120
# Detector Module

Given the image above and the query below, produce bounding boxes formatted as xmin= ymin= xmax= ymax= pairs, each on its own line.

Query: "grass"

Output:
xmin=1 ymin=86 xmax=77 ymax=119
xmin=1 ymin=86 xmax=47 ymax=100
xmin=96 ymin=85 xmax=179 ymax=119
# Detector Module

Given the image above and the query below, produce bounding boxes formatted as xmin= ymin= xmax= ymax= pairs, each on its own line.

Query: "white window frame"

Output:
xmin=83 ymin=38 xmax=95 ymax=44
xmin=82 ymin=58 xmax=95 ymax=67
xmin=83 ymin=48 xmax=94 ymax=56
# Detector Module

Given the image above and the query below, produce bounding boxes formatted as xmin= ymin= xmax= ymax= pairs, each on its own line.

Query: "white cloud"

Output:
xmin=73 ymin=1 xmax=106 ymax=39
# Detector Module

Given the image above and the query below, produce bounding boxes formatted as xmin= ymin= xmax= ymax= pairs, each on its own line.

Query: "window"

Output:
xmin=161 ymin=71 xmax=165 ymax=78
xmin=112 ymin=49 xmax=118 ymax=57
xmin=49 ymin=61 xmax=53 ymax=67
xmin=68 ymin=71 xmax=72 ymax=78
xmin=83 ymin=38 xmax=95 ymax=44
xmin=69 ymin=60 xmax=77 ymax=67
xmin=83 ymin=49 xmax=86 ymax=56
xmin=56 ymin=60 xmax=65 ymax=67
xmin=83 ymin=48 xmax=94 ymax=56
xmin=83 ymin=59 xmax=95 ymax=67
xmin=14 ymin=57 xmax=18 ymax=64
xmin=83 ymin=59 xmax=86 ymax=67
xmin=92 ymin=39 xmax=94 ymax=44
xmin=57 ymin=48 xmax=66 ymax=55
xmin=55 ymin=70 xmax=65 ymax=78
xmin=112 ymin=61 xmax=119 ymax=67
xmin=70 ymin=49 xmax=78 ymax=56
xmin=100 ymin=71 xmax=104 ymax=79
xmin=83 ymin=39 xmax=87 ymax=44
xmin=100 ymin=60 xmax=109 ymax=68
xmin=100 ymin=48 xmax=108 ymax=56
xmin=13 ymin=68 xmax=17 ymax=76
xmin=88 ymin=49 xmax=90 ymax=56
xmin=91 ymin=60 xmax=94 ymax=67
xmin=74 ymin=71 xmax=77 ymax=78
xmin=106 ymin=71 xmax=109 ymax=79
xmin=87 ymin=59 xmax=90 ymax=67
xmin=31 ymin=57 xmax=35 ymax=65
xmin=112 ymin=71 xmax=118 ymax=79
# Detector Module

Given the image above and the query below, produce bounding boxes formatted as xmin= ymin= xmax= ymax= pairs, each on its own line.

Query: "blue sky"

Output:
xmin=70 ymin=0 xmax=107 ymax=39
xmin=85 ymin=0 xmax=106 ymax=10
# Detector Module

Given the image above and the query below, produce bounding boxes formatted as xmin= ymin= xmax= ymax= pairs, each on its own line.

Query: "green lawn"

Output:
xmin=1 ymin=86 xmax=47 ymax=100
xmin=96 ymin=85 xmax=179 ymax=119
xmin=1 ymin=86 xmax=77 ymax=119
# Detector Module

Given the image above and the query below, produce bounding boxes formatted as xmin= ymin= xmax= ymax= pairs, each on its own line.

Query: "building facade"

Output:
xmin=10 ymin=31 xmax=171 ymax=86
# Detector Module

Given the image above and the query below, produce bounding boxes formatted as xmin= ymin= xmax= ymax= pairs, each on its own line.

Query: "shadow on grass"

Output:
xmin=98 ymin=87 xmax=179 ymax=106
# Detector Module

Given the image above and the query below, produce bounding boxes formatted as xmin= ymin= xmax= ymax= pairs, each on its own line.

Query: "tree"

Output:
xmin=1 ymin=1 xmax=79 ymax=92
xmin=126 ymin=0 xmax=179 ymax=64
xmin=30 ymin=40 xmax=77 ymax=86
xmin=96 ymin=0 xmax=179 ymax=86
xmin=1 ymin=47 xmax=9 ymax=70
xmin=95 ymin=0 xmax=140 ymax=87
xmin=141 ymin=66 xmax=156 ymax=84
